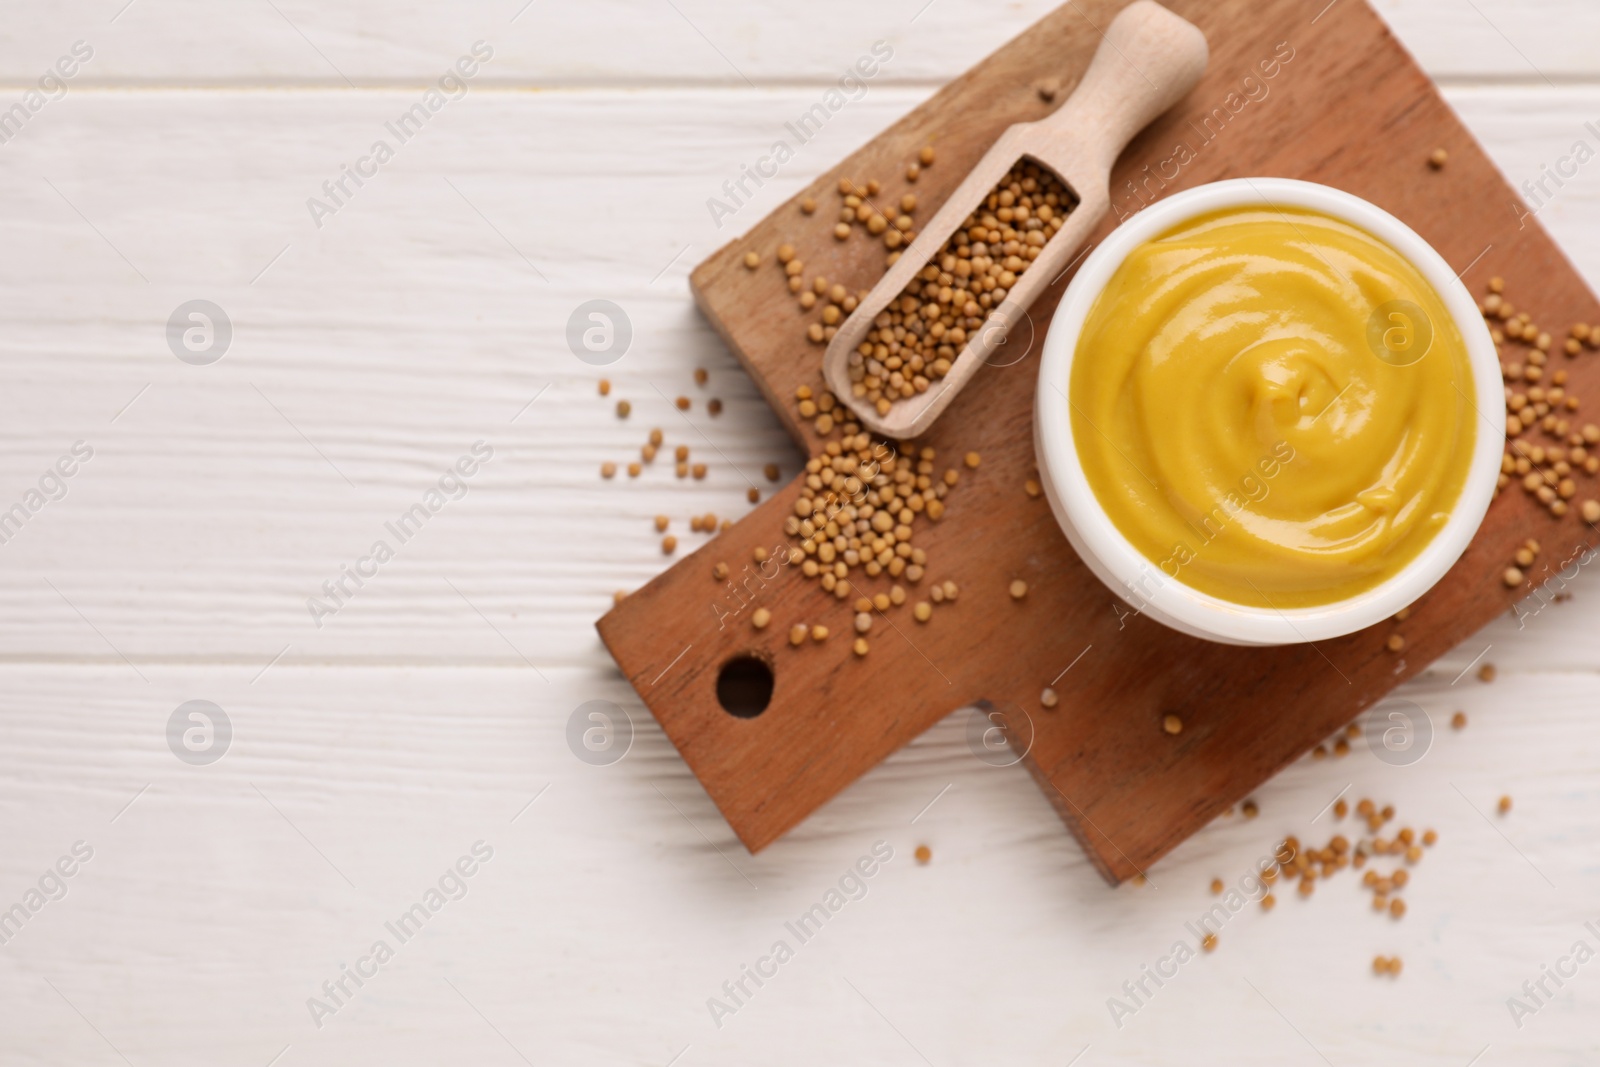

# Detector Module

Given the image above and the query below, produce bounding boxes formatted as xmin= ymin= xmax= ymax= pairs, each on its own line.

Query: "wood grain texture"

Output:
xmin=598 ymin=0 xmax=1600 ymax=880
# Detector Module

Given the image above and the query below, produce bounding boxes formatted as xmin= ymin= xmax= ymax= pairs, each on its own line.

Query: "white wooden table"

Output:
xmin=2 ymin=1 xmax=1598 ymax=1063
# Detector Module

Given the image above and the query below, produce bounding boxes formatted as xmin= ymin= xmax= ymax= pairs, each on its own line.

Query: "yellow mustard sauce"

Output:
xmin=1069 ymin=206 xmax=1477 ymax=608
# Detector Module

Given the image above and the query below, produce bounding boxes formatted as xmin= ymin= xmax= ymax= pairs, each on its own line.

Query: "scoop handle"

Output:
xmin=1034 ymin=0 xmax=1208 ymax=177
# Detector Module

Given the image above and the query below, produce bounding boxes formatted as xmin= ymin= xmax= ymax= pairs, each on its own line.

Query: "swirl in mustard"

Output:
xmin=1070 ymin=207 xmax=1476 ymax=608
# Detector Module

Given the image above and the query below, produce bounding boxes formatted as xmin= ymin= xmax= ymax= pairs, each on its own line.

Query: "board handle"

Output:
xmin=1034 ymin=0 xmax=1208 ymax=177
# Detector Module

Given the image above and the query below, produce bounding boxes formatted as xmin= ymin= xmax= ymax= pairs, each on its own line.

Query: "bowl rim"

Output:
xmin=1033 ymin=177 xmax=1506 ymax=645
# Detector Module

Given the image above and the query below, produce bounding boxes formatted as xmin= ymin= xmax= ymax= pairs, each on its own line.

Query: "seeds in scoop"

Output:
xmin=1498 ymin=795 xmax=1512 ymax=815
xmin=1162 ymin=713 xmax=1183 ymax=735
xmin=789 ymin=624 xmax=807 ymax=646
xmin=743 ymin=251 xmax=760 ymax=269
xmin=1429 ymin=148 xmax=1448 ymax=168
xmin=914 ymin=844 xmax=932 ymax=864
xmin=752 ymin=608 xmax=771 ymax=629
xmin=616 ymin=400 xmax=631 ymax=418
xmin=1009 ymin=580 xmax=1028 ymax=600
xmin=1040 ymin=687 xmax=1058 ymax=708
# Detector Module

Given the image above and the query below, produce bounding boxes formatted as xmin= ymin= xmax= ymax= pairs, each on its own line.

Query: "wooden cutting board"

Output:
xmin=597 ymin=0 xmax=1600 ymax=882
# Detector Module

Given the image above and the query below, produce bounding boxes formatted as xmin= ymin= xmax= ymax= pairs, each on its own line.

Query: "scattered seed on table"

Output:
xmin=654 ymin=515 xmax=669 ymax=533
xmin=616 ymin=400 xmax=631 ymax=418
xmin=1334 ymin=798 xmax=1349 ymax=819
xmin=1162 ymin=713 xmax=1183 ymax=735
xmin=1209 ymin=878 xmax=1223 ymax=895
xmin=627 ymin=463 xmax=640 ymax=477
xmin=1479 ymin=664 xmax=1496 ymax=682
xmin=1386 ymin=634 xmax=1405 ymax=652
xmin=752 ymin=608 xmax=771 ymax=630
xmin=675 ymin=396 xmax=690 ymax=411
xmin=1423 ymin=829 xmax=1438 ymax=846
xmin=914 ymin=844 xmax=932 ymax=864
xmin=598 ymin=379 xmax=611 ymax=396
xmin=913 ymin=601 xmax=932 ymax=622
xmin=1201 ymin=932 xmax=1218 ymax=951
xmin=1334 ymin=737 xmax=1350 ymax=757
xmin=1040 ymin=687 xmax=1058 ymax=708
xmin=1261 ymin=894 xmax=1276 ymax=911
xmin=612 ymin=590 xmax=626 ymax=605
xmin=747 ymin=487 xmax=759 ymax=503
xmin=753 ymin=546 xmax=768 ymax=563
xmin=1009 ymin=580 xmax=1028 ymax=600
xmin=853 ymin=637 xmax=869 ymax=657
xmin=1024 ymin=479 xmax=1042 ymax=497
xmin=919 ymin=145 xmax=936 ymax=165
xmin=1390 ymin=898 xmax=1406 ymax=919
xmin=600 ymin=462 xmax=616 ymax=478
xmin=694 ymin=368 xmax=708 ymax=386
xmin=764 ymin=463 xmax=780 ymax=482
xmin=788 ymin=624 xmax=807 ymax=646
xmin=662 ymin=535 xmax=677 ymax=554
xmin=964 ymin=451 xmax=981 ymax=469
xmin=811 ymin=624 xmax=829 ymax=643
xmin=1583 ymin=499 xmax=1600 ymax=523
xmin=1503 ymin=567 xmax=1524 ymax=587
xmin=675 ymin=462 xmax=688 ymax=479
xmin=942 ymin=580 xmax=959 ymax=601
xmin=708 ymin=398 xmax=723 ymax=416
xmin=1498 ymin=795 xmax=1512 ymax=815
xmin=777 ymin=243 xmax=795 ymax=263
xmin=800 ymin=197 xmax=816 ymax=215
xmin=1428 ymin=148 xmax=1448 ymax=168
xmin=648 ymin=428 xmax=663 ymax=447
xmin=691 ymin=464 xmax=706 ymax=479
xmin=743 ymin=251 xmax=760 ymax=269
xmin=1451 ymin=711 xmax=1467 ymax=729
xmin=1242 ymin=799 xmax=1259 ymax=819
xmin=905 ymin=161 xmax=921 ymax=182
xmin=712 ymin=561 xmax=729 ymax=580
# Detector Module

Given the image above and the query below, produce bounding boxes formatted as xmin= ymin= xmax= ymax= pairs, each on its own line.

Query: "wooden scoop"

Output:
xmin=822 ymin=0 xmax=1207 ymax=439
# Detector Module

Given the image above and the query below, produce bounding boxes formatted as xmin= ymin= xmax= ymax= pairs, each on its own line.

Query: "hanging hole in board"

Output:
xmin=716 ymin=654 xmax=774 ymax=718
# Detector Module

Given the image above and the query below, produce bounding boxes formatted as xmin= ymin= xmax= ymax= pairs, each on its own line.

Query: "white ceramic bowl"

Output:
xmin=1034 ymin=178 xmax=1504 ymax=646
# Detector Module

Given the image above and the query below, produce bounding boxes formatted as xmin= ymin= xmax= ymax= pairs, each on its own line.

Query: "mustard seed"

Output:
xmin=1479 ymin=663 xmax=1496 ymax=682
xmin=1024 ymin=478 xmax=1042 ymax=497
xmin=964 ymin=452 xmax=981 ymax=469
xmin=913 ymin=601 xmax=932 ymax=622
xmin=601 ymin=462 xmax=616 ymax=478
xmin=1498 ymin=795 xmax=1512 ymax=815
xmin=1209 ymin=878 xmax=1223 ymax=895
xmin=752 ymin=608 xmax=771 ymax=630
xmin=598 ymin=378 xmax=611 ymax=396
xmin=1390 ymin=897 xmax=1406 ymax=919
xmin=1334 ymin=799 xmax=1349 ymax=819
xmin=617 ymin=400 xmax=631 ymax=418
xmin=692 ymin=463 xmax=707 ymax=479
xmin=811 ymin=625 xmax=829 ymax=643
xmin=1503 ymin=566 xmax=1524 ymax=587
xmin=919 ymin=145 xmax=935 ymax=165
xmin=905 ymin=162 xmax=920 ymax=182
xmin=1009 ymin=580 xmax=1028 ymax=600
xmin=914 ymin=844 xmax=932 ymax=864
xmin=627 ymin=463 xmax=641 ymax=477
xmin=662 ymin=535 xmax=677 ymax=554
xmin=713 ymin=561 xmax=729 ymax=580
xmin=1583 ymin=500 xmax=1600 ymax=523
xmin=853 ymin=637 xmax=869 ymax=657
xmin=1041 ymin=687 xmax=1058 ymax=708
xmin=747 ymin=487 xmax=759 ymax=503
xmin=854 ymin=612 xmax=871 ymax=634
xmin=1261 ymin=893 xmax=1276 ymax=910
xmin=1242 ymin=799 xmax=1259 ymax=819
xmin=800 ymin=197 xmax=816 ymax=215
xmin=743 ymin=251 xmax=760 ymax=269
xmin=789 ymin=624 xmax=807 ymax=646
xmin=1162 ymin=713 xmax=1183 ymax=735
xmin=1386 ymin=634 xmax=1405 ymax=652
xmin=1422 ymin=829 xmax=1437 ymax=846
xmin=654 ymin=515 xmax=669 ymax=533
xmin=708 ymin=398 xmax=723 ymax=416
xmin=1429 ymin=148 xmax=1448 ymax=168
xmin=777 ymin=243 xmax=795 ymax=263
